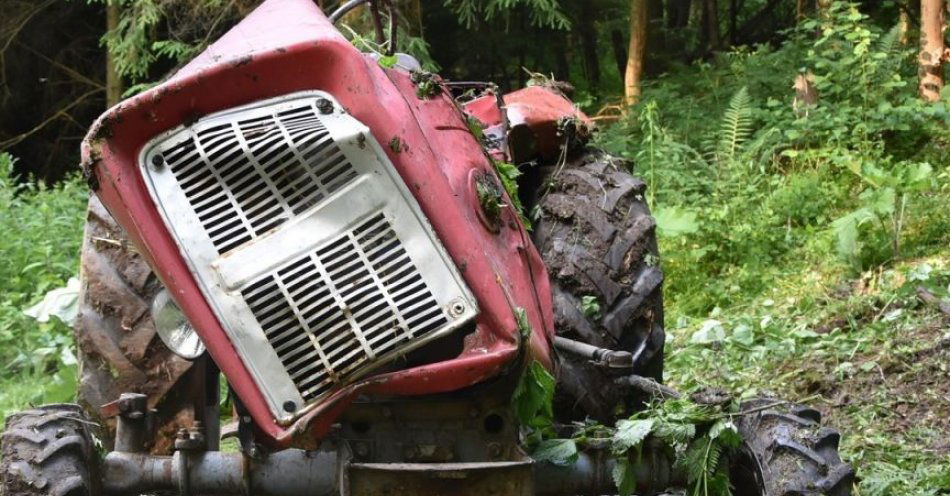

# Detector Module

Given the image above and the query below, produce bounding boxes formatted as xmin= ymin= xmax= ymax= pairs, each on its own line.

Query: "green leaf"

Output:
xmin=691 ymin=319 xmax=726 ymax=344
xmin=581 ymin=295 xmax=601 ymax=319
xmin=532 ymin=438 xmax=578 ymax=465
xmin=731 ymin=324 xmax=755 ymax=346
xmin=612 ymin=457 xmax=638 ymax=496
xmin=860 ymin=187 xmax=896 ymax=216
xmin=23 ymin=277 xmax=80 ymax=326
xmin=654 ymin=206 xmax=700 ymax=237
xmin=512 ymin=360 xmax=556 ymax=427
xmin=377 ymin=54 xmax=398 ymax=69
xmin=708 ymin=419 xmax=742 ymax=449
xmin=612 ymin=419 xmax=654 ymax=454
xmin=491 ymin=160 xmax=531 ymax=229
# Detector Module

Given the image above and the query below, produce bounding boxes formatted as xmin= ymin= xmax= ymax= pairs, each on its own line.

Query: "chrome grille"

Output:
xmin=140 ymin=91 xmax=477 ymax=422
xmin=241 ymin=213 xmax=448 ymax=402
xmin=162 ymin=103 xmax=358 ymax=254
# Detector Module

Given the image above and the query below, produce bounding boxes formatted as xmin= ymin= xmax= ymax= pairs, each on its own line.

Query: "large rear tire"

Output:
xmin=732 ymin=399 xmax=855 ymax=496
xmin=73 ymin=195 xmax=197 ymax=453
xmin=532 ymin=148 xmax=665 ymax=421
xmin=0 ymin=404 xmax=100 ymax=496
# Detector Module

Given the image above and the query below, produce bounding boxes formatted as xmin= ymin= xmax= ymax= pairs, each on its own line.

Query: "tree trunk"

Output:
xmin=899 ymin=8 xmax=910 ymax=45
xmin=705 ymin=0 xmax=722 ymax=51
xmin=579 ymin=1 xmax=601 ymax=87
xmin=667 ymin=0 xmax=692 ymax=28
xmin=105 ymin=2 xmax=122 ymax=107
xmin=625 ymin=0 xmax=648 ymax=105
xmin=730 ymin=0 xmax=739 ymax=44
xmin=919 ymin=0 xmax=946 ymax=101
xmin=647 ymin=0 xmax=666 ymax=53
xmin=611 ymin=29 xmax=628 ymax=79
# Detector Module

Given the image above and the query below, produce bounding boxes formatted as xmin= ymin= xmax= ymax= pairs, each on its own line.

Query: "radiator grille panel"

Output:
xmin=241 ymin=213 xmax=448 ymax=402
xmin=142 ymin=91 xmax=477 ymax=421
xmin=163 ymin=104 xmax=358 ymax=254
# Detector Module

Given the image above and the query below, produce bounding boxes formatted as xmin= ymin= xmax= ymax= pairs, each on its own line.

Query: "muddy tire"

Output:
xmin=532 ymin=148 xmax=664 ymax=420
xmin=0 ymin=404 xmax=100 ymax=496
xmin=74 ymin=195 xmax=196 ymax=453
xmin=732 ymin=399 xmax=855 ymax=496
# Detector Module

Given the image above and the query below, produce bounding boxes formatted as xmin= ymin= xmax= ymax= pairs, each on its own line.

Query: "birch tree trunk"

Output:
xmin=919 ymin=0 xmax=946 ymax=101
xmin=625 ymin=0 xmax=648 ymax=105
xmin=105 ymin=2 xmax=122 ymax=107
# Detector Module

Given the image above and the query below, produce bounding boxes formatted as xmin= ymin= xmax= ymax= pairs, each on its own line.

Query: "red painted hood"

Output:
xmin=81 ymin=0 xmax=555 ymax=447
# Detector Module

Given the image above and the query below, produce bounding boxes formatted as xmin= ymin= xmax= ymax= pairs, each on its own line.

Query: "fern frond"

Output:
xmin=876 ymin=23 xmax=902 ymax=56
xmin=716 ymin=87 xmax=753 ymax=167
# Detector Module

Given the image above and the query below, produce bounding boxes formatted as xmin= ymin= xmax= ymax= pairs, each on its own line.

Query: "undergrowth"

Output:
xmin=590 ymin=2 xmax=948 ymax=494
xmin=0 ymin=153 xmax=87 ymax=416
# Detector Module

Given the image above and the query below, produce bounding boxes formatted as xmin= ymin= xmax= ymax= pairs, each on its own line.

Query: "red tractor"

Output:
xmin=1 ymin=1 xmax=853 ymax=494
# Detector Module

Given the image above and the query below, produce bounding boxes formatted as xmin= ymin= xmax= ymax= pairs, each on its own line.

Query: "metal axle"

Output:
xmin=102 ymin=446 xmax=674 ymax=496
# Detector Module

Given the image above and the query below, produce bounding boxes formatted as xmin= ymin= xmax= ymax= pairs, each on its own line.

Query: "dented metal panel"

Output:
xmin=139 ymin=92 xmax=477 ymax=422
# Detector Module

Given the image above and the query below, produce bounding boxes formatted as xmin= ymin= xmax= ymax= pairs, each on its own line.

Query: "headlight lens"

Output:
xmin=152 ymin=289 xmax=206 ymax=359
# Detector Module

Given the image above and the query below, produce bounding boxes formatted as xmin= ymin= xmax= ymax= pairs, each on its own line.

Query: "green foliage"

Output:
xmin=531 ymin=438 xmax=578 ymax=465
xmin=512 ymin=360 xmax=556 ymax=429
xmin=92 ymin=0 xmax=246 ymax=88
xmin=580 ymin=295 xmax=600 ymax=318
xmin=96 ymin=0 xmax=164 ymax=81
xmin=607 ymin=399 xmax=742 ymax=496
xmin=590 ymin=3 xmax=948 ymax=493
xmin=0 ymin=153 xmax=87 ymax=415
xmin=410 ymin=70 xmax=441 ymax=98
xmin=492 ymin=160 xmax=531 ymax=229
xmin=444 ymin=0 xmax=570 ymax=29
xmin=713 ymin=87 xmax=752 ymax=167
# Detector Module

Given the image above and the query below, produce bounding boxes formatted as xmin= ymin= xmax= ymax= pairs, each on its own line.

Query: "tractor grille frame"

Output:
xmin=139 ymin=91 xmax=477 ymax=423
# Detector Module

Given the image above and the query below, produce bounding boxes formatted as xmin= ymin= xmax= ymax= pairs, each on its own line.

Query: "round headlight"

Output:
xmin=152 ymin=289 xmax=206 ymax=359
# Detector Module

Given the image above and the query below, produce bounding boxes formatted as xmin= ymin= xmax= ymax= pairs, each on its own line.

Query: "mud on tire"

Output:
xmin=0 ymin=404 xmax=100 ymax=496
xmin=733 ymin=399 xmax=855 ymax=496
xmin=532 ymin=148 xmax=665 ymax=420
xmin=75 ymin=195 xmax=196 ymax=453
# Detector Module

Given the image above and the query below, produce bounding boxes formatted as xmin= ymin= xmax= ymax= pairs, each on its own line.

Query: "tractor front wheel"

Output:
xmin=532 ymin=148 xmax=665 ymax=421
xmin=732 ymin=399 xmax=855 ymax=496
xmin=0 ymin=404 xmax=100 ymax=496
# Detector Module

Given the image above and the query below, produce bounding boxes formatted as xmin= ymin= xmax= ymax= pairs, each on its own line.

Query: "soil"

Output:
xmin=788 ymin=311 xmax=950 ymax=455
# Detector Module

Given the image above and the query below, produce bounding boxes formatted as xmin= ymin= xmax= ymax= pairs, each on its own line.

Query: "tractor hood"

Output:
xmin=80 ymin=0 xmax=554 ymax=448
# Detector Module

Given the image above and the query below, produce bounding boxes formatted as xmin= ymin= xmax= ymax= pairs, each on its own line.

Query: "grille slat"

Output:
xmin=241 ymin=213 xmax=448 ymax=403
xmin=162 ymin=103 xmax=357 ymax=255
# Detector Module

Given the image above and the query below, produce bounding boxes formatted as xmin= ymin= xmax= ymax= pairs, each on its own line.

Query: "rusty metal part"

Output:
xmin=338 ymin=393 xmax=520 ymax=464
xmin=101 ymin=447 xmax=658 ymax=496
xmin=101 ymin=448 xmax=341 ymax=495
xmin=113 ymin=393 xmax=149 ymax=453
xmin=534 ymin=446 xmax=678 ymax=496
xmin=553 ymin=336 xmax=637 ymax=368
xmin=615 ymin=374 xmax=683 ymax=400
xmin=348 ymin=460 xmax=534 ymax=496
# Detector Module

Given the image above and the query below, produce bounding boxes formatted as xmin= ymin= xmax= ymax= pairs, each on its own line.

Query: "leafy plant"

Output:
xmin=492 ymin=160 xmax=531 ymax=228
xmin=444 ymin=0 xmax=570 ymax=29
xmin=0 ymin=153 xmax=87 ymax=414
xmin=713 ymin=87 xmax=752 ymax=168
xmin=580 ymin=295 xmax=600 ymax=318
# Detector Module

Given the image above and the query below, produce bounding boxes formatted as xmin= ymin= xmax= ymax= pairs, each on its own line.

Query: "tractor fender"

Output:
xmin=465 ymin=86 xmax=592 ymax=164
xmin=504 ymin=86 xmax=592 ymax=162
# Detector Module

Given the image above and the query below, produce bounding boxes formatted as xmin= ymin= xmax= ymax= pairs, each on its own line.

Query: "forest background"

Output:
xmin=0 ymin=0 xmax=948 ymax=494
